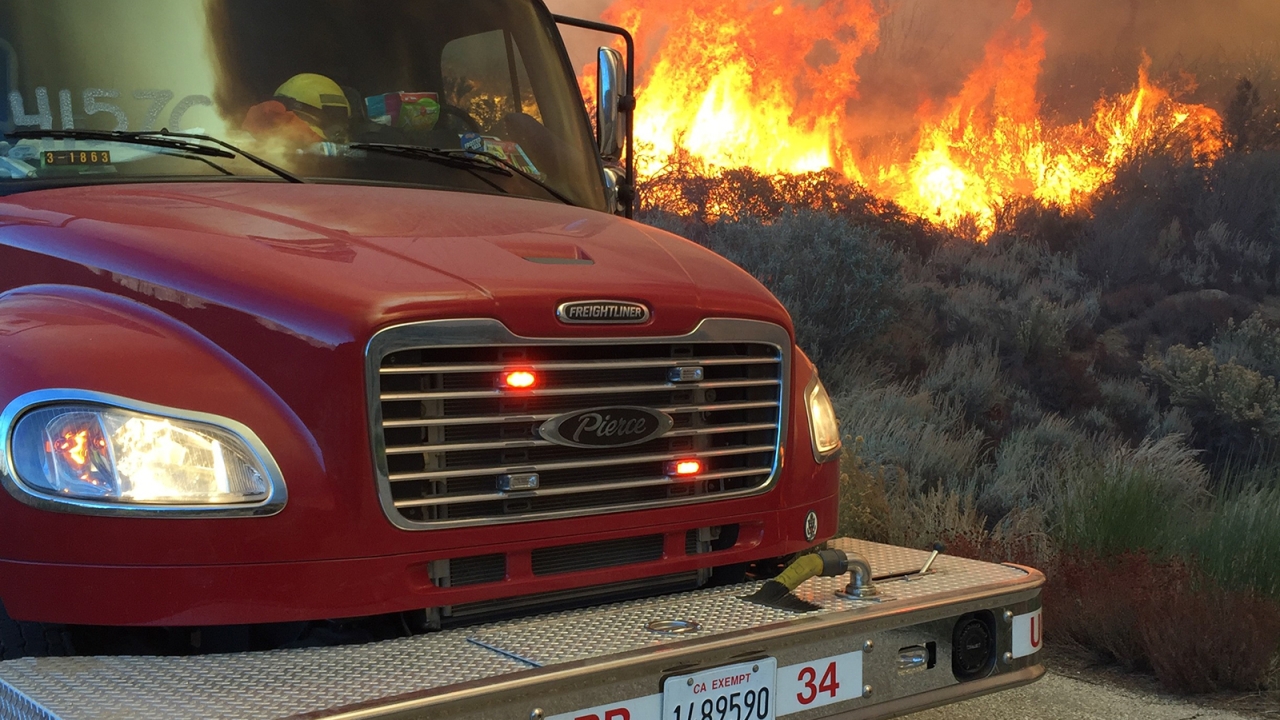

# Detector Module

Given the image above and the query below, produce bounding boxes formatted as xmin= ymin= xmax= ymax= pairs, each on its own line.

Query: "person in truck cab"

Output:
xmin=244 ymin=73 xmax=354 ymax=146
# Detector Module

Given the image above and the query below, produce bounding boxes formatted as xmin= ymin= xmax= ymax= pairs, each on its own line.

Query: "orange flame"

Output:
xmin=602 ymin=0 xmax=880 ymax=179
xmin=595 ymin=0 xmax=1225 ymax=236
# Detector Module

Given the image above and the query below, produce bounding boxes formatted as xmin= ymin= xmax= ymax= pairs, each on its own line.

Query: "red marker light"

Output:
xmin=667 ymin=459 xmax=703 ymax=477
xmin=501 ymin=370 xmax=538 ymax=390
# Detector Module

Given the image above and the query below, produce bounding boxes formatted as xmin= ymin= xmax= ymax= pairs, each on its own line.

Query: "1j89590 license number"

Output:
xmin=662 ymin=658 xmax=776 ymax=720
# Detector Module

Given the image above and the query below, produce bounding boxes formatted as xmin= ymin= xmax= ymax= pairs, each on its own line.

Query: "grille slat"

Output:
xmin=393 ymin=467 xmax=776 ymax=509
xmin=380 ymin=378 xmax=780 ymax=402
xmin=371 ymin=326 xmax=787 ymax=528
xmin=387 ymin=444 xmax=778 ymax=482
xmin=385 ymin=422 xmax=781 ymax=455
xmin=382 ymin=356 xmax=780 ymax=374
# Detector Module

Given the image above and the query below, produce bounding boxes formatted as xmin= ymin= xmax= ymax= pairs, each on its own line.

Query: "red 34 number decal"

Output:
xmin=777 ymin=650 xmax=863 ymax=715
xmin=795 ymin=662 xmax=840 ymax=705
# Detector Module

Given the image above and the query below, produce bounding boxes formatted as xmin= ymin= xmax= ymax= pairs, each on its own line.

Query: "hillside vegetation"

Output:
xmin=640 ymin=89 xmax=1280 ymax=696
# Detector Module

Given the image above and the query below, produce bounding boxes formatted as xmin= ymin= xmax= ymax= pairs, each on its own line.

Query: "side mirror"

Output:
xmin=602 ymin=165 xmax=623 ymax=215
xmin=596 ymin=47 xmax=625 ymax=161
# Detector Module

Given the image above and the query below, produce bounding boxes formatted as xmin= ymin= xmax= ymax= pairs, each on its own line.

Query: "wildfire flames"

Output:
xmin=593 ymin=0 xmax=1226 ymax=235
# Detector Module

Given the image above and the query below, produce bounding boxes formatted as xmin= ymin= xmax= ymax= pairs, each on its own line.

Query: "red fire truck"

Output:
xmin=0 ymin=2 xmax=1042 ymax=718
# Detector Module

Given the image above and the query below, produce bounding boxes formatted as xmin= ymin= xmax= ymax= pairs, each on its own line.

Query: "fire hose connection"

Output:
xmin=743 ymin=549 xmax=874 ymax=612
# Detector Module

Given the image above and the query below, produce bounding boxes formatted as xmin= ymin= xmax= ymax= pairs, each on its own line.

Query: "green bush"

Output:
xmin=1145 ymin=344 xmax=1280 ymax=462
xmin=1057 ymin=435 xmax=1208 ymax=557
xmin=1213 ymin=311 xmax=1280 ymax=379
xmin=701 ymin=211 xmax=903 ymax=368
xmin=1194 ymin=486 xmax=1280 ymax=599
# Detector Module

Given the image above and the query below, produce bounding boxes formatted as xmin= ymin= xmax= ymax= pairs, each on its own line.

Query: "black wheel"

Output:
xmin=0 ymin=601 xmax=73 ymax=659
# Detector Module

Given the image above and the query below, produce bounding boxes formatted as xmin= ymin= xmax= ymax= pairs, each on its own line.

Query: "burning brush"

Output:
xmin=743 ymin=549 xmax=878 ymax=612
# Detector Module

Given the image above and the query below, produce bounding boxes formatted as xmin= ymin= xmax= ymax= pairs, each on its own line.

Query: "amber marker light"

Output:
xmin=666 ymin=459 xmax=703 ymax=478
xmin=501 ymin=370 xmax=538 ymax=390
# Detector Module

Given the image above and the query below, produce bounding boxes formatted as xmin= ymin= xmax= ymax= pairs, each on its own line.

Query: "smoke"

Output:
xmin=859 ymin=0 xmax=1280 ymax=125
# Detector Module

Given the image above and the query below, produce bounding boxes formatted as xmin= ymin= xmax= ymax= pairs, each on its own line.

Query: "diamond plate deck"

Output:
xmin=829 ymin=537 xmax=933 ymax=578
xmin=0 ymin=540 xmax=1036 ymax=720
xmin=466 ymin=542 xmax=1025 ymax=666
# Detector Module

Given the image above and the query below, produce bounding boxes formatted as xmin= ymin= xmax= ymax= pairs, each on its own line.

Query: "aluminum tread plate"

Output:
xmin=467 ymin=541 xmax=1025 ymax=666
xmin=0 ymin=635 xmax=530 ymax=720
xmin=829 ymin=537 xmax=936 ymax=577
xmin=0 ymin=540 xmax=1028 ymax=720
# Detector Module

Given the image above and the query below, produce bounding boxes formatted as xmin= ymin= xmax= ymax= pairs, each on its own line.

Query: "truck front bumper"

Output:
xmin=0 ymin=540 xmax=1044 ymax=720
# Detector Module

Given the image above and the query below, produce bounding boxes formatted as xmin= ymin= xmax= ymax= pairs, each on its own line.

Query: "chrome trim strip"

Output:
xmin=380 ymin=377 xmax=780 ymax=402
xmin=384 ymin=421 xmax=779 ymax=455
xmin=0 ymin=389 xmax=287 ymax=519
xmin=380 ymin=400 xmax=780 ymax=429
xmin=392 ymin=466 xmax=775 ymax=509
xmin=365 ymin=318 xmax=791 ymax=531
xmin=387 ymin=444 xmax=779 ymax=483
xmin=379 ymin=356 xmax=778 ymax=375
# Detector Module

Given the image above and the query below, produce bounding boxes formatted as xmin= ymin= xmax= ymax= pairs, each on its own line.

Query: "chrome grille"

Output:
xmin=366 ymin=319 xmax=790 ymax=529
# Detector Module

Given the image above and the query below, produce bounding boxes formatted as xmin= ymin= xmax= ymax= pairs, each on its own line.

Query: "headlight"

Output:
xmin=2 ymin=392 xmax=285 ymax=516
xmin=806 ymin=377 xmax=842 ymax=462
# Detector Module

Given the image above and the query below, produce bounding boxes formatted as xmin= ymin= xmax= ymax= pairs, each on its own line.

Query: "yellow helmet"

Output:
xmin=274 ymin=73 xmax=351 ymax=141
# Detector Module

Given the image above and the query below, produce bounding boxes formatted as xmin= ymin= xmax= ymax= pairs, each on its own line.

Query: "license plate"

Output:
xmin=661 ymin=658 xmax=777 ymax=720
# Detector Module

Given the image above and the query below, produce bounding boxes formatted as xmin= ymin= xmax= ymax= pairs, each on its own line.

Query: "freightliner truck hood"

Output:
xmin=0 ymin=182 xmax=793 ymax=345
xmin=0 ymin=182 xmax=814 ymax=576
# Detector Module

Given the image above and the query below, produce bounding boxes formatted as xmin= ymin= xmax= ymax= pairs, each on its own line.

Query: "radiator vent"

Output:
xmin=433 ymin=554 xmax=506 ymax=588
xmin=531 ymin=535 xmax=665 ymax=576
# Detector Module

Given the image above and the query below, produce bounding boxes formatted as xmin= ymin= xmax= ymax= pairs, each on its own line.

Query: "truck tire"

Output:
xmin=0 ymin=601 xmax=74 ymax=659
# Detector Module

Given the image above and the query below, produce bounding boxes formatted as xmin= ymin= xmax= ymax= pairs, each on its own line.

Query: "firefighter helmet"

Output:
xmin=274 ymin=73 xmax=351 ymax=142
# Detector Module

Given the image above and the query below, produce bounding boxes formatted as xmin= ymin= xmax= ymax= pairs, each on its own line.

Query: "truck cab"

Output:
xmin=0 ymin=0 xmax=843 ymax=652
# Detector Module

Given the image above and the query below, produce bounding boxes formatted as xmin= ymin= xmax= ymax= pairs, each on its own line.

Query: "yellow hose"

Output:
xmin=773 ymin=553 xmax=826 ymax=592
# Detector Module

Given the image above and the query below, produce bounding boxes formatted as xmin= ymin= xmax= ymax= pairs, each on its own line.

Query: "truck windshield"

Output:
xmin=0 ymin=0 xmax=606 ymax=210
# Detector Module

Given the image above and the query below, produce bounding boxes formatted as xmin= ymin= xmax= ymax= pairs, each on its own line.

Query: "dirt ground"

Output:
xmin=908 ymin=650 xmax=1278 ymax=720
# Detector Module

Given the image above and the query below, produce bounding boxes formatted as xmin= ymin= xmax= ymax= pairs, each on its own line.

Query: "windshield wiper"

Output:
xmin=3 ymin=129 xmax=305 ymax=184
xmin=349 ymin=143 xmax=574 ymax=206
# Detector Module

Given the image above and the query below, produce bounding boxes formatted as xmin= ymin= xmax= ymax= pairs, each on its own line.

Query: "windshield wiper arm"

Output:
xmin=350 ymin=142 xmax=513 ymax=196
xmin=350 ymin=143 xmax=575 ymax=206
xmin=2 ymin=129 xmax=305 ymax=184
xmin=147 ymin=129 xmax=305 ymax=184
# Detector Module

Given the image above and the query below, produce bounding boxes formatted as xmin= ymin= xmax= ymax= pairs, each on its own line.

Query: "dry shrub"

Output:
xmin=700 ymin=212 xmax=903 ymax=369
xmin=921 ymin=341 xmax=1010 ymax=435
xmin=837 ymin=439 xmax=991 ymax=549
xmin=637 ymin=157 xmax=944 ymax=258
xmin=835 ymin=385 xmax=985 ymax=493
xmin=1139 ymin=569 xmax=1280 ymax=694
xmin=942 ymin=512 xmax=1052 ymax=569
xmin=1033 ymin=552 xmax=1280 ymax=693
xmin=1043 ymin=553 xmax=1154 ymax=671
